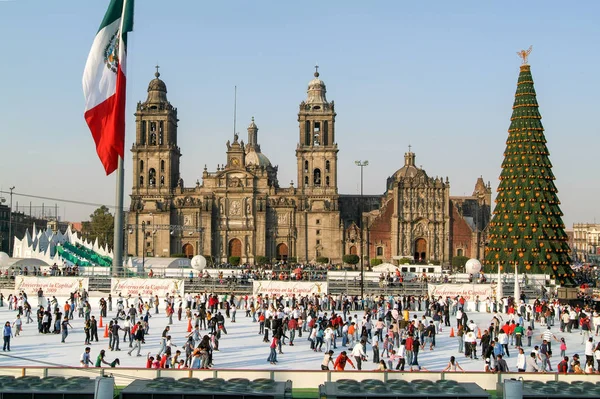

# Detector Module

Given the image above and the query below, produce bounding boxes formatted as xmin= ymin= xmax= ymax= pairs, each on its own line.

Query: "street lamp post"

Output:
xmin=141 ymin=221 xmax=146 ymax=272
xmin=8 ymin=187 xmax=14 ymax=257
xmin=355 ymin=160 xmax=368 ymax=299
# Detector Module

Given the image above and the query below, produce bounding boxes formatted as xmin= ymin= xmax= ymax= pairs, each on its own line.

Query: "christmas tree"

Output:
xmin=483 ymin=48 xmax=575 ymax=286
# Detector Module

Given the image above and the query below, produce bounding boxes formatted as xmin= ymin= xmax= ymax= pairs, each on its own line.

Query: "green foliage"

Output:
xmin=81 ymin=205 xmax=114 ymax=250
xmin=429 ymin=260 xmax=441 ymax=265
xmin=452 ymin=256 xmax=469 ymax=271
xmin=343 ymin=254 xmax=360 ymax=265
xmin=255 ymin=256 xmax=269 ymax=266
xmin=228 ymin=256 xmax=241 ymax=266
xmin=316 ymin=256 xmax=329 ymax=264
xmin=288 ymin=257 xmax=297 ymax=263
xmin=370 ymin=258 xmax=383 ymax=267
xmin=170 ymin=253 xmax=187 ymax=258
xmin=398 ymin=257 xmax=412 ymax=265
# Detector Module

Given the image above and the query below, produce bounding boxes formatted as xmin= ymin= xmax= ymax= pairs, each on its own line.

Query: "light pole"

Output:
xmin=8 ymin=187 xmax=14 ymax=257
xmin=355 ymin=161 xmax=368 ymax=299
xmin=141 ymin=221 xmax=146 ymax=272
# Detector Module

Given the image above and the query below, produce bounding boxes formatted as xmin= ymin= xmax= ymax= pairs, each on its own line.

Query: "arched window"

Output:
xmin=149 ymin=168 xmax=156 ymax=187
xmin=325 ymin=176 xmax=330 ymax=187
xmin=304 ymin=176 xmax=309 ymax=186
xmin=160 ymin=176 xmax=165 ymax=187
xmin=457 ymin=248 xmax=463 ymax=257
xmin=376 ymin=247 xmax=383 ymax=256
xmin=313 ymin=169 xmax=321 ymax=186
xmin=160 ymin=160 xmax=165 ymax=172
xmin=304 ymin=121 xmax=311 ymax=146
xmin=139 ymin=175 xmax=144 ymax=187
xmin=140 ymin=160 xmax=144 ymax=171
xmin=325 ymin=160 xmax=330 ymax=172
xmin=141 ymin=122 xmax=147 ymax=145
xmin=304 ymin=160 xmax=309 ymax=172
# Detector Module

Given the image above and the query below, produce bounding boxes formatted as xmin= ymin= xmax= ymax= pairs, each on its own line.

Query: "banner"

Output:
xmin=252 ymin=280 xmax=327 ymax=297
xmin=427 ymin=283 xmax=493 ymax=302
xmin=111 ymin=278 xmax=184 ymax=297
xmin=14 ymin=277 xmax=89 ymax=297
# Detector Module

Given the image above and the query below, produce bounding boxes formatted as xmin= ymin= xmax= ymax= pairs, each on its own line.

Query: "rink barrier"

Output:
xmin=0 ymin=368 xmax=596 ymax=390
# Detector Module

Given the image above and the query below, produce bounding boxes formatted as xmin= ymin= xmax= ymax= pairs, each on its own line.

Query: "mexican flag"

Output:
xmin=83 ymin=0 xmax=134 ymax=175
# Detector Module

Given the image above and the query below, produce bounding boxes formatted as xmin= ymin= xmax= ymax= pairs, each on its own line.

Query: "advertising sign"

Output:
xmin=427 ymin=283 xmax=493 ymax=301
xmin=252 ymin=280 xmax=327 ymax=297
xmin=111 ymin=278 xmax=185 ymax=297
xmin=14 ymin=276 xmax=89 ymax=296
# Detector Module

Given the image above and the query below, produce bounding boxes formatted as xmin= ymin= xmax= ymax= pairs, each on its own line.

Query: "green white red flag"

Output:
xmin=83 ymin=0 xmax=134 ymax=175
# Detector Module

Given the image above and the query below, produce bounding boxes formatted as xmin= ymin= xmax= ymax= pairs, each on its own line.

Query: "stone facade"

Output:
xmin=127 ymin=68 xmax=491 ymax=265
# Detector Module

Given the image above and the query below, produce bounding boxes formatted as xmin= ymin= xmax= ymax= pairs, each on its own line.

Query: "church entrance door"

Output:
xmin=349 ymin=245 xmax=357 ymax=255
xmin=182 ymin=243 xmax=194 ymax=259
xmin=276 ymin=243 xmax=288 ymax=261
xmin=229 ymin=238 xmax=242 ymax=258
xmin=414 ymin=238 xmax=427 ymax=262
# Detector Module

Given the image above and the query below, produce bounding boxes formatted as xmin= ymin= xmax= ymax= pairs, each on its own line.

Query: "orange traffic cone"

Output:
xmin=449 ymin=327 xmax=455 ymax=337
xmin=477 ymin=329 xmax=482 ymax=339
xmin=99 ymin=316 xmax=103 ymax=328
xmin=187 ymin=318 xmax=192 ymax=333
xmin=103 ymin=325 xmax=109 ymax=338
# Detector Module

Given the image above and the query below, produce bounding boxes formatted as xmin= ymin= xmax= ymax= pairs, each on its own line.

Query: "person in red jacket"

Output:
xmin=334 ymin=351 xmax=356 ymax=371
xmin=288 ymin=318 xmax=298 ymax=346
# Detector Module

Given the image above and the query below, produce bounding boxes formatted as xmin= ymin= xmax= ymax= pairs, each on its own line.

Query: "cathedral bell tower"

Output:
xmin=132 ymin=67 xmax=181 ymax=194
xmin=296 ymin=66 xmax=338 ymax=193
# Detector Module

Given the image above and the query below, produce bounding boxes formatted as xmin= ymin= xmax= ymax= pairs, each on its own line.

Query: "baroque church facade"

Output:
xmin=127 ymin=68 xmax=491 ymax=266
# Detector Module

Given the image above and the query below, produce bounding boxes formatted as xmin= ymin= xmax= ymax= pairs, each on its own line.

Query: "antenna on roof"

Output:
xmin=233 ymin=86 xmax=237 ymax=139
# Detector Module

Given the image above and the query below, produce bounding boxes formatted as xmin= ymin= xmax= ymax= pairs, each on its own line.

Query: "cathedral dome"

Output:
xmin=392 ymin=151 xmax=420 ymax=180
xmin=306 ymin=69 xmax=328 ymax=105
xmin=145 ymin=67 xmax=168 ymax=104
xmin=245 ymin=148 xmax=272 ymax=167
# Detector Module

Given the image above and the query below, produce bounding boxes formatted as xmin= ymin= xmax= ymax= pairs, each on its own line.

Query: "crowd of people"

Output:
xmin=1 ymin=283 xmax=600 ymax=375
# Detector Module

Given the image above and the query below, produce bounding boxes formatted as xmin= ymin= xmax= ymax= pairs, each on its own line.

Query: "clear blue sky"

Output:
xmin=0 ymin=0 xmax=598 ymax=227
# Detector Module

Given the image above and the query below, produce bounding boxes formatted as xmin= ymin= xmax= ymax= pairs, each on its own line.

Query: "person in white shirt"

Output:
xmin=351 ymin=339 xmax=367 ymax=370
xmin=516 ymin=348 xmax=526 ymax=372
xmin=525 ymin=352 xmax=541 ymax=372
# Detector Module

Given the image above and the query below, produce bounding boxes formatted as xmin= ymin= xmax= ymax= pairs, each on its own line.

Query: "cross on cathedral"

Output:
xmin=155 ymin=64 xmax=160 ymax=78
xmin=408 ymin=144 xmax=412 ymax=152
xmin=314 ymin=64 xmax=319 ymax=77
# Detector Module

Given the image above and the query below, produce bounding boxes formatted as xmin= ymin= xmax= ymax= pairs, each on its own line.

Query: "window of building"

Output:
xmin=150 ymin=122 xmax=156 ymax=132
xmin=323 ymin=121 xmax=329 ymax=145
xmin=316 ymin=230 xmax=320 ymax=235
xmin=316 ymin=219 xmax=321 ymax=225
xmin=158 ymin=131 xmax=163 ymax=145
xmin=457 ymin=248 xmax=463 ymax=257
xmin=139 ymin=175 xmax=144 ymax=187
xmin=313 ymin=169 xmax=321 ymax=186
xmin=304 ymin=121 xmax=311 ymax=146
xmin=149 ymin=133 xmax=157 ymax=145
xmin=376 ymin=247 xmax=383 ymax=256
xmin=325 ymin=176 xmax=330 ymax=187
xmin=149 ymin=168 xmax=156 ymax=187
xmin=140 ymin=160 xmax=144 ymax=171
xmin=160 ymin=176 xmax=165 ymax=187
xmin=141 ymin=121 xmax=146 ymax=145
xmin=316 ymin=240 xmax=321 ymax=245
xmin=304 ymin=176 xmax=309 ymax=186
xmin=304 ymin=160 xmax=309 ymax=172
xmin=160 ymin=160 xmax=165 ymax=172
xmin=325 ymin=160 xmax=330 ymax=172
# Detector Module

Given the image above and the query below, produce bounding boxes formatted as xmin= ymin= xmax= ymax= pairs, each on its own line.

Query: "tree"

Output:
xmin=452 ymin=256 xmax=469 ymax=272
xmin=370 ymin=258 xmax=383 ymax=267
xmin=228 ymin=256 xmax=241 ymax=266
xmin=255 ymin=256 xmax=268 ymax=266
xmin=316 ymin=256 xmax=329 ymax=264
xmin=343 ymin=254 xmax=360 ymax=265
xmin=398 ymin=257 xmax=412 ymax=265
xmin=483 ymin=58 xmax=574 ymax=286
xmin=81 ymin=205 xmax=114 ymax=250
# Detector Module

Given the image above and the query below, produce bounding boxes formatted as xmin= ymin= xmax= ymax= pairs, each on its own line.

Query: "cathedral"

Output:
xmin=127 ymin=67 xmax=491 ymax=266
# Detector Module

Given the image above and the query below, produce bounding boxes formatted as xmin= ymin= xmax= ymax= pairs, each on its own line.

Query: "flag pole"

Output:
xmin=112 ymin=0 xmax=129 ymax=277
xmin=113 ymin=156 xmax=124 ymax=276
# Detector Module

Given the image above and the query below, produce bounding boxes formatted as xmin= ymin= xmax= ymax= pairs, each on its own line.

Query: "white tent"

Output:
xmin=372 ymin=263 xmax=399 ymax=273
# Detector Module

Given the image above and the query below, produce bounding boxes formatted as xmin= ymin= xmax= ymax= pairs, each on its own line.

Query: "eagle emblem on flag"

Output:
xmin=104 ymin=30 xmax=120 ymax=74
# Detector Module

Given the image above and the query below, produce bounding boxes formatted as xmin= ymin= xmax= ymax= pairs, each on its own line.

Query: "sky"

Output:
xmin=0 ymin=0 xmax=598 ymax=228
